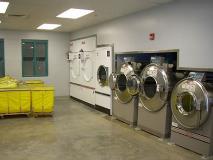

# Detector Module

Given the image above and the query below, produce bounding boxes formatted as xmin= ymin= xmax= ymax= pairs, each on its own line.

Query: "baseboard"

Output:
xmin=70 ymin=96 xmax=95 ymax=108
xmin=55 ymin=96 xmax=70 ymax=100
xmin=95 ymin=105 xmax=110 ymax=115
xmin=70 ymin=96 xmax=111 ymax=115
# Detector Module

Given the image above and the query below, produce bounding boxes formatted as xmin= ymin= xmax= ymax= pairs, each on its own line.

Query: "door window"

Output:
xmin=22 ymin=40 xmax=48 ymax=77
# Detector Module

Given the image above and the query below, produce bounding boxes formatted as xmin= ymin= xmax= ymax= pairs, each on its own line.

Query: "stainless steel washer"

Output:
xmin=137 ymin=63 xmax=174 ymax=138
xmin=109 ymin=62 xmax=140 ymax=126
xmin=170 ymin=72 xmax=213 ymax=156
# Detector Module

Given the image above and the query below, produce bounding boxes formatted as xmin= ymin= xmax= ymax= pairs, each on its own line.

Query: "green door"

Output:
xmin=0 ymin=39 xmax=5 ymax=77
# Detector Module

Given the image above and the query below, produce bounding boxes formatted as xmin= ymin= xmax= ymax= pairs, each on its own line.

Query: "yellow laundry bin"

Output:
xmin=25 ymin=80 xmax=44 ymax=87
xmin=0 ymin=86 xmax=31 ymax=114
xmin=31 ymin=86 xmax=54 ymax=113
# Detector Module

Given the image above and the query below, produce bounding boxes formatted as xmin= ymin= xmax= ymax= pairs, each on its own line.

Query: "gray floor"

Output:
xmin=0 ymin=98 xmax=205 ymax=160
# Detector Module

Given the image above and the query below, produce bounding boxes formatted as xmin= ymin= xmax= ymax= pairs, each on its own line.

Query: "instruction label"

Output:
xmin=181 ymin=83 xmax=196 ymax=92
xmin=147 ymin=69 xmax=157 ymax=77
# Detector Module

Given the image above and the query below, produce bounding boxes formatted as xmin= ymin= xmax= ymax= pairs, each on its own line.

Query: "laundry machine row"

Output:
xmin=109 ymin=56 xmax=176 ymax=133
xmin=109 ymin=54 xmax=213 ymax=157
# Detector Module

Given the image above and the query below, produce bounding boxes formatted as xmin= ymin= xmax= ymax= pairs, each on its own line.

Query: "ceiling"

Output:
xmin=0 ymin=0 xmax=173 ymax=33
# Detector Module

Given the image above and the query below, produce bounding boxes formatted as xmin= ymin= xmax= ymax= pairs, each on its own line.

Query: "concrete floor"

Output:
xmin=0 ymin=98 xmax=206 ymax=160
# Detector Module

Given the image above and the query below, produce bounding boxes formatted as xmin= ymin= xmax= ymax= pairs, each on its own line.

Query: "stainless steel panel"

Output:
xmin=112 ymin=92 xmax=138 ymax=125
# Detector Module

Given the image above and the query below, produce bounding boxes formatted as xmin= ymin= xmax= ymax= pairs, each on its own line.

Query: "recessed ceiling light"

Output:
xmin=0 ymin=20 xmax=1 ymax=24
xmin=37 ymin=24 xmax=61 ymax=30
xmin=0 ymin=2 xmax=9 ymax=14
xmin=57 ymin=8 xmax=94 ymax=19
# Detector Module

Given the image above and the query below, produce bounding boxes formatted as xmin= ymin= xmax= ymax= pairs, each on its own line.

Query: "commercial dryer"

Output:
xmin=137 ymin=57 xmax=176 ymax=138
xmin=95 ymin=46 xmax=113 ymax=114
xmin=109 ymin=61 xmax=141 ymax=126
xmin=170 ymin=72 xmax=213 ymax=157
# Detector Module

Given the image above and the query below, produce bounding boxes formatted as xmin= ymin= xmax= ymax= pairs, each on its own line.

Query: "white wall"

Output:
xmin=0 ymin=30 xmax=70 ymax=96
xmin=71 ymin=0 xmax=213 ymax=70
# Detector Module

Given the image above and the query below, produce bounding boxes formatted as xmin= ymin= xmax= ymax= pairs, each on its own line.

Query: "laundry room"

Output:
xmin=0 ymin=0 xmax=213 ymax=159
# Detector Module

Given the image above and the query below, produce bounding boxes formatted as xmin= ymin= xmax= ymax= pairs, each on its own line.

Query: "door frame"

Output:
xmin=0 ymin=39 xmax=5 ymax=77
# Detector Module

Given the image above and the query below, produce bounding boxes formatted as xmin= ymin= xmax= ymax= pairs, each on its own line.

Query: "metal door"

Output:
xmin=109 ymin=73 xmax=118 ymax=90
xmin=171 ymin=78 xmax=211 ymax=129
xmin=126 ymin=74 xmax=141 ymax=96
xmin=139 ymin=63 xmax=169 ymax=112
xmin=114 ymin=63 xmax=135 ymax=103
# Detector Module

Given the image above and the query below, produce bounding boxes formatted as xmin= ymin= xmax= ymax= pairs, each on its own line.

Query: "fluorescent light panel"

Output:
xmin=57 ymin=8 xmax=94 ymax=19
xmin=37 ymin=23 xmax=61 ymax=30
xmin=0 ymin=2 xmax=9 ymax=14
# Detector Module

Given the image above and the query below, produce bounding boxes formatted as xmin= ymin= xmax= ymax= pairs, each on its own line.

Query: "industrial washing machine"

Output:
xmin=109 ymin=60 xmax=142 ymax=126
xmin=170 ymin=72 xmax=213 ymax=156
xmin=95 ymin=46 xmax=113 ymax=115
xmin=137 ymin=57 xmax=176 ymax=138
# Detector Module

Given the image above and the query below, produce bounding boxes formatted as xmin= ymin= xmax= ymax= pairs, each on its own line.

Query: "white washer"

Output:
xmin=95 ymin=46 xmax=113 ymax=115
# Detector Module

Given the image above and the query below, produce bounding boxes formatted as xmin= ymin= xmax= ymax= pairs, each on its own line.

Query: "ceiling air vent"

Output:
xmin=7 ymin=14 xmax=28 ymax=19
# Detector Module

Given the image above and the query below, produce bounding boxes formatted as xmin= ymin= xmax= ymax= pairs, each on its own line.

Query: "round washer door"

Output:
xmin=171 ymin=78 xmax=210 ymax=129
xmin=126 ymin=74 xmax=141 ymax=96
xmin=82 ymin=55 xmax=93 ymax=82
xmin=139 ymin=63 xmax=169 ymax=112
xmin=97 ymin=65 xmax=108 ymax=86
xmin=109 ymin=73 xmax=117 ymax=90
xmin=115 ymin=73 xmax=133 ymax=103
xmin=70 ymin=54 xmax=80 ymax=79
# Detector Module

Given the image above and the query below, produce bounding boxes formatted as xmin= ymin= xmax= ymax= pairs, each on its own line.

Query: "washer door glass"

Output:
xmin=171 ymin=79 xmax=210 ymax=129
xmin=115 ymin=74 xmax=132 ymax=103
xmin=70 ymin=54 xmax=80 ymax=79
xmin=143 ymin=76 xmax=157 ymax=98
xmin=82 ymin=57 xmax=93 ymax=82
xmin=97 ymin=65 xmax=108 ymax=86
xmin=127 ymin=75 xmax=141 ymax=96
xmin=139 ymin=63 xmax=169 ymax=112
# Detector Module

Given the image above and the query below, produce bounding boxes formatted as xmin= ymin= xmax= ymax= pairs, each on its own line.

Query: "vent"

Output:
xmin=6 ymin=14 xmax=28 ymax=19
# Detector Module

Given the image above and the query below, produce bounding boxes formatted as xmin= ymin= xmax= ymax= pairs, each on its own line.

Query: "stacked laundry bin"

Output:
xmin=0 ymin=76 xmax=54 ymax=117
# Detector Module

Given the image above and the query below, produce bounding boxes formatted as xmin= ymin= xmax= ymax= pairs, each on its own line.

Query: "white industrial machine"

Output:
xmin=137 ymin=57 xmax=175 ymax=138
xmin=170 ymin=72 xmax=213 ymax=157
xmin=109 ymin=61 xmax=141 ymax=126
xmin=95 ymin=46 xmax=113 ymax=115
xmin=69 ymin=36 xmax=96 ymax=105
